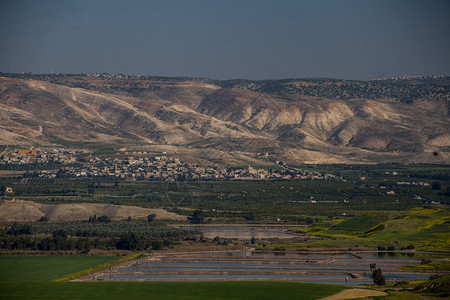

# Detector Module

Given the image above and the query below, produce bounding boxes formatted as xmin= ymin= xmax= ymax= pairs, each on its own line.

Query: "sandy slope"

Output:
xmin=0 ymin=200 xmax=186 ymax=222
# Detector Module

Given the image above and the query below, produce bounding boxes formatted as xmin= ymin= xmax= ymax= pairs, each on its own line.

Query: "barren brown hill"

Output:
xmin=0 ymin=200 xmax=186 ymax=222
xmin=0 ymin=75 xmax=449 ymax=164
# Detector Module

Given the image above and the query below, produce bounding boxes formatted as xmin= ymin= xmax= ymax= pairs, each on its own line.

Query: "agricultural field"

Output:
xmin=0 ymin=164 xmax=448 ymax=299
xmin=0 ymin=256 xmax=349 ymax=300
xmin=0 ymin=282 xmax=350 ymax=300
xmin=1 ymin=164 xmax=448 ymax=222
xmin=1 ymin=163 xmax=449 ymax=253
xmin=0 ymin=256 xmax=118 ymax=282
xmin=274 ymin=207 xmax=450 ymax=251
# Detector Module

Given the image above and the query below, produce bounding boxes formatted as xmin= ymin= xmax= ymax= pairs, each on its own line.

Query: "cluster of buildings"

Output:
xmin=0 ymin=148 xmax=78 ymax=165
xmin=395 ymin=181 xmax=430 ymax=187
xmin=381 ymin=75 xmax=446 ymax=81
xmin=35 ymin=156 xmax=333 ymax=181
xmin=2 ymin=148 xmax=335 ymax=181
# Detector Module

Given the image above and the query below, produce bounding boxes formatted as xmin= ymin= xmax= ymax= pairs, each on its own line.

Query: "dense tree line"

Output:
xmin=0 ymin=221 xmax=195 ymax=252
xmin=0 ymin=231 xmax=90 ymax=253
xmin=115 ymin=233 xmax=170 ymax=251
xmin=0 ymin=233 xmax=171 ymax=252
xmin=31 ymin=221 xmax=195 ymax=238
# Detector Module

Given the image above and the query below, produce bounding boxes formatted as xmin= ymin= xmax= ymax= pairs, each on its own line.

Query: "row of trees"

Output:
xmin=0 ymin=230 xmax=173 ymax=252
xmin=0 ymin=234 xmax=91 ymax=253
xmin=88 ymin=215 xmax=111 ymax=223
xmin=115 ymin=233 xmax=170 ymax=251
xmin=1 ymin=219 xmax=197 ymax=253
xmin=30 ymin=221 xmax=195 ymax=238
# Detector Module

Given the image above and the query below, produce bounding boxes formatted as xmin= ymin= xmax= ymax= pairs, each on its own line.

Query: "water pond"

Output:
xmin=96 ymin=251 xmax=436 ymax=285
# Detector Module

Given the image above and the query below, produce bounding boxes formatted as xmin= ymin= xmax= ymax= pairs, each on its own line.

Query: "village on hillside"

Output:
xmin=0 ymin=148 xmax=335 ymax=181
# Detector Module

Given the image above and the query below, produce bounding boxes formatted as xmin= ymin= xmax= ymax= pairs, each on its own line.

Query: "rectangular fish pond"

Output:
xmin=95 ymin=251 xmax=442 ymax=285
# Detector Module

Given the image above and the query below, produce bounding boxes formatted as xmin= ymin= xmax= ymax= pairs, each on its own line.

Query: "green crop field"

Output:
xmin=0 ymin=256 xmax=349 ymax=300
xmin=0 ymin=256 xmax=118 ymax=282
xmin=272 ymin=207 xmax=450 ymax=251
xmin=330 ymin=211 xmax=391 ymax=233
xmin=0 ymin=281 xmax=348 ymax=300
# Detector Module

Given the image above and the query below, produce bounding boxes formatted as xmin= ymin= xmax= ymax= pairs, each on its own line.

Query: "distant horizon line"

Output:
xmin=0 ymin=71 xmax=448 ymax=82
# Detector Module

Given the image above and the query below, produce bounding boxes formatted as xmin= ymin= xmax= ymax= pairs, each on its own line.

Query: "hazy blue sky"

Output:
xmin=1 ymin=0 xmax=449 ymax=80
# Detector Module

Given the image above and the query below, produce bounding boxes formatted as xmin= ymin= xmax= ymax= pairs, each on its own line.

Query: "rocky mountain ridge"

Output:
xmin=0 ymin=74 xmax=448 ymax=164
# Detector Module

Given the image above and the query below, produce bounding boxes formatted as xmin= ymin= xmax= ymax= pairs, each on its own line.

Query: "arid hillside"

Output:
xmin=0 ymin=74 xmax=449 ymax=164
xmin=0 ymin=200 xmax=186 ymax=222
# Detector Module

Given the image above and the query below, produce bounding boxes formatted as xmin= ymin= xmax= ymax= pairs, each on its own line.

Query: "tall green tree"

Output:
xmin=372 ymin=268 xmax=386 ymax=285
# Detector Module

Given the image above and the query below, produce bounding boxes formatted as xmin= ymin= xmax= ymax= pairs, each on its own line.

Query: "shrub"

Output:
xmin=97 ymin=215 xmax=111 ymax=223
xmin=147 ymin=214 xmax=156 ymax=222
